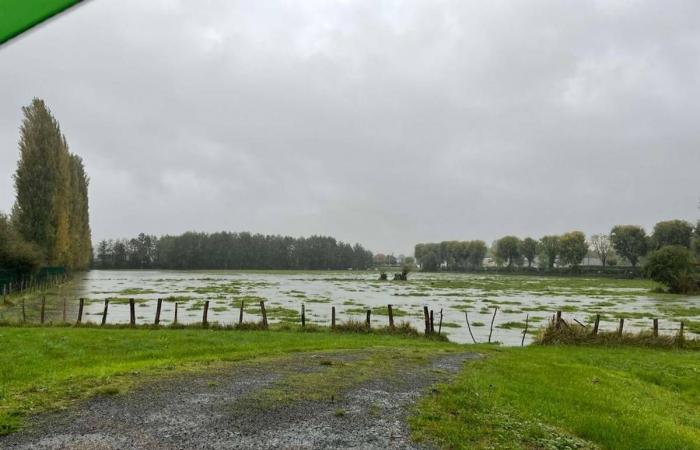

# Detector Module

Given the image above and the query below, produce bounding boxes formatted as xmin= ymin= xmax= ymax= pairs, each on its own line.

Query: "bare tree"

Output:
xmin=590 ymin=233 xmax=612 ymax=267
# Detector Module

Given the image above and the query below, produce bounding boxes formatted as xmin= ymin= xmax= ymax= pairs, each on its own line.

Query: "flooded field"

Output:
xmin=2 ymin=270 xmax=699 ymax=345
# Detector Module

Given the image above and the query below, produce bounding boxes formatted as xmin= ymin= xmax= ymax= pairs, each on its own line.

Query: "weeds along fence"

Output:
xmin=535 ymin=311 xmax=697 ymax=349
xmin=1 ymin=295 xmax=694 ymax=348
xmin=0 ymin=267 xmax=68 ymax=298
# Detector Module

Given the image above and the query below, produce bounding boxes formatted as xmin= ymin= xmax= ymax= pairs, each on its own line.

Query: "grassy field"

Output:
xmin=411 ymin=344 xmax=700 ymax=449
xmin=0 ymin=325 xmax=456 ymax=435
xmin=2 ymin=325 xmax=700 ymax=449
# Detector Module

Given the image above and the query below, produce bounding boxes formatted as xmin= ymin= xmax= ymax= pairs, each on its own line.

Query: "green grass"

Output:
xmin=0 ymin=326 xmax=457 ymax=435
xmin=411 ymin=344 xmax=700 ymax=449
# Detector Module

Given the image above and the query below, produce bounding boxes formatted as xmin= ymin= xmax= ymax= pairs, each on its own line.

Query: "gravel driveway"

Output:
xmin=1 ymin=350 xmax=478 ymax=449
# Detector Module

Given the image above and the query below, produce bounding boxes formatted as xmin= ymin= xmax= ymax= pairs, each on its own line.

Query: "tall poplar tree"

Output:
xmin=12 ymin=98 xmax=91 ymax=269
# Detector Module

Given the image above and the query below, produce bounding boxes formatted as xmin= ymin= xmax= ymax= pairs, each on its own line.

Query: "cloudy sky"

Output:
xmin=1 ymin=0 xmax=699 ymax=255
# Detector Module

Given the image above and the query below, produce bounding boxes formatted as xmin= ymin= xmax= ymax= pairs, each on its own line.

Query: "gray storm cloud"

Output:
xmin=1 ymin=0 xmax=699 ymax=255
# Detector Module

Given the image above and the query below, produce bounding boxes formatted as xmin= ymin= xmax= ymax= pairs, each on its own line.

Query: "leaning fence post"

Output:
xmin=387 ymin=304 xmax=394 ymax=328
xmin=40 ymin=296 xmax=46 ymax=324
xmin=488 ymin=306 xmax=498 ymax=343
xmin=521 ymin=314 xmax=529 ymax=346
xmin=437 ymin=309 xmax=443 ymax=336
xmin=101 ymin=298 xmax=109 ymax=326
xmin=617 ymin=318 xmax=624 ymax=337
xmin=301 ymin=303 xmax=306 ymax=328
xmin=331 ymin=306 xmax=336 ymax=329
xmin=260 ymin=300 xmax=268 ymax=328
xmin=366 ymin=309 xmax=371 ymax=328
xmin=653 ymin=318 xmax=659 ymax=337
xmin=465 ymin=311 xmax=477 ymax=344
xmin=592 ymin=314 xmax=600 ymax=335
xmin=154 ymin=298 xmax=162 ymax=325
xmin=202 ymin=300 xmax=210 ymax=327
xmin=129 ymin=298 xmax=136 ymax=326
xmin=77 ymin=298 xmax=84 ymax=324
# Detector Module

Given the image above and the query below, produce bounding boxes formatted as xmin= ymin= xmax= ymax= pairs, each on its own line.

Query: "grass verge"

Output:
xmin=411 ymin=344 xmax=700 ymax=449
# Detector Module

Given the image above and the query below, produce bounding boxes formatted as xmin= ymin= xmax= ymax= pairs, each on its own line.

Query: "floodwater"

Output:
xmin=3 ymin=270 xmax=699 ymax=345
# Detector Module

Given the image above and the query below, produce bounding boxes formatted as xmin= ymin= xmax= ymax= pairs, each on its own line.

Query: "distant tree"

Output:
xmin=610 ymin=225 xmax=648 ymax=267
xmin=590 ymin=233 xmax=613 ymax=267
xmin=467 ymin=240 xmax=487 ymax=269
xmin=537 ymin=235 xmax=560 ymax=269
xmin=385 ymin=254 xmax=397 ymax=265
xmin=521 ymin=238 xmax=538 ymax=268
xmin=558 ymin=231 xmax=588 ymax=268
xmin=651 ymin=219 xmax=694 ymax=249
xmin=415 ymin=243 xmax=441 ymax=271
xmin=693 ymin=221 xmax=700 ymax=262
xmin=643 ymin=246 xmax=697 ymax=294
xmin=373 ymin=253 xmax=386 ymax=265
xmin=493 ymin=236 xmax=522 ymax=268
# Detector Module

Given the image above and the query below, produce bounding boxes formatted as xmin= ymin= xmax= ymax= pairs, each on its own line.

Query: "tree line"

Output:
xmin=94 ymin=232 xmax=374 ymax=270
xmin=415 ymin=219 xmax=700 ymax=282
xmin=0 ymin=99 xmax=92 ymax=275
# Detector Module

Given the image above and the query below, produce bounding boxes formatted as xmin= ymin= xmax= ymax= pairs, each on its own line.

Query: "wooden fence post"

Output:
xmin=521 ymin=314 xmax=529 ymax=347
xmin=129 ymin=298 xmax=136 ymax=326
xmin=592 ymin=314 xmax=600 ymax=335
xmin=260 ymin=300 xmax=268 ymax=328
xmin=366 ymin=309 xmax=371 ymax=328
xmin=423 ymin=306 xmax=430 ymax=335
xmin=174 ymin=303 xmax=178 ymax=324
xmin=555 ymin=311 xmax=562 ymax=330
xmin=155 ymin=298 xmax=162 ymax=325
xmin=331 ymin=306 xmax=336 ymax=329
xmin=679 ymin=321 xmax=685 ymax=339
xmin=40 ymin=296 xmax=46 ymax=324
xmin=21 ymin=298 xmax=26 ymax=323
xmin=617 ymin=318 xmax=624 ymax=337
xmin=202 ymin=300 xmax=209 ymax=326
xmin=101 ymin=299 xmax=109 ymax=326
xmin=437 ymin=309 xmax=443 ymax=336
xmin=429 ymin=310 xmax=435 ymax=334
xmin=465 ymin=311 xmax=477 ymax=344
xmin=62 ymin=298 xmax=67 ymax=323
xmin=488 ymin=306 xmax=499 ymax=343
xmin=239 ymin=300 xmax=245 ymax=324
xmin=301 ymin=303 xmax=306 ymax=328
xmin=387 ymin=304 xmax=394 ymax=328
xmin=77 ymin=298 xmax=84 ymax=324
xmin=653 ymin=318 xmax=659 ymax=337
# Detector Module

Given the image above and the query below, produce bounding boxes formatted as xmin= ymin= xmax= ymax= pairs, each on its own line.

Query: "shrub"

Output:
xmin=643 ymin=245 xmax=698 ymax=293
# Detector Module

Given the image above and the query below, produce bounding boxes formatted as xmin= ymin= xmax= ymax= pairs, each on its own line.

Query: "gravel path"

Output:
xmin=1 ymin=351 xmax=478 ymax=449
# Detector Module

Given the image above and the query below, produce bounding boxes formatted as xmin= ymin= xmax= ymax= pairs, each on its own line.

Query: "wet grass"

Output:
xmin=411 ymin=344 xmax=700 ymax=449
xmin=0 ymin=326 xmax=459 ymax=435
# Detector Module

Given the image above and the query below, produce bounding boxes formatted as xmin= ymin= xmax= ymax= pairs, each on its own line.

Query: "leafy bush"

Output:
xmin=643 ymin=245 xmax=698 ymax=293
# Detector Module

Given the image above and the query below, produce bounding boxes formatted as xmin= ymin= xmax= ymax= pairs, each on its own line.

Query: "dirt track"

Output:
xmin=0 ymin=351 xmax=478 ymax=449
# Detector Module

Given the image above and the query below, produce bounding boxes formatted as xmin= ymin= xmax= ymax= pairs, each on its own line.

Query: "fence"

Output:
xmin=2 ymin=297 xmax=691 ymax=349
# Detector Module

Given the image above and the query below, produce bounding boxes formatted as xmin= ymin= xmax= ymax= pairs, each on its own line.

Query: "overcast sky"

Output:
xmin=1 ymin=1 xmax=699 ymax=255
